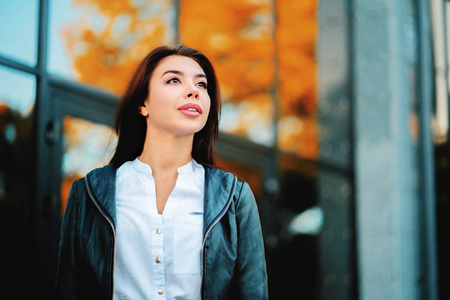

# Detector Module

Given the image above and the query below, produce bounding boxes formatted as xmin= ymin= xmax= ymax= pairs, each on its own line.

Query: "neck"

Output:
xmin=139 ymin=128 xmax=194 ymax=177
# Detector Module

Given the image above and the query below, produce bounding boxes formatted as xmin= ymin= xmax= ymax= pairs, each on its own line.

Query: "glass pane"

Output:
xmin=60 ymin=116 xmax=116 ymax=213
xmin=179 ymin=0 xmax=276 ymax=147
xmin=180 ymin=0 xmax=319 ymax=156
xmin=48 ymin=0 xmax=175 ymax=95
xmin=0 ymin=0 xmax=38 ymax=66
xmin=276 ymin=0 xmax=319 ymax=159
xmin=275 ymin=153 xmax=321 ymax=298
xmin=0 ymin=66 xmax=36 ymax=296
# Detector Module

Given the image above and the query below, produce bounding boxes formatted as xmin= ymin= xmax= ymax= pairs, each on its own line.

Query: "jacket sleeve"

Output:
xmin=55 ymin=179 xmax=81 ymax=299
xmin=234 ymin=181 xmax=269 ymax=299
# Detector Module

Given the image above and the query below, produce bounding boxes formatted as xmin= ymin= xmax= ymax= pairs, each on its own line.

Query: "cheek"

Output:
xmin=148 ymin=88 xmax=172 ymax=112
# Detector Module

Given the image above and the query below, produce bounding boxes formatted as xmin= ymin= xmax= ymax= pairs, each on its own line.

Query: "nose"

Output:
xmin=186 ymin=91 xmax=199 ymax=99
xmin=185 ymin=85 xmax=199 ymax=100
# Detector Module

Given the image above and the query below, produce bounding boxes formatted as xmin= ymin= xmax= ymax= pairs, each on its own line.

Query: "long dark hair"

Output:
xmin=110 ymin=44 xmax=221 ymax=168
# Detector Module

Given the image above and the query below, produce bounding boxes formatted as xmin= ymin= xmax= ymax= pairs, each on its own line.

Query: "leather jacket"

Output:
xmin=55 ymin=164 xmax=268 ymax=299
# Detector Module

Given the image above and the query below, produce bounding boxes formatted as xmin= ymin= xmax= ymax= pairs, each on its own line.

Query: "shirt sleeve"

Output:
xmin=234 ymin=181 xmax=269 ymax=300
xmin=55 ymin=179 xmax=81 ymax=299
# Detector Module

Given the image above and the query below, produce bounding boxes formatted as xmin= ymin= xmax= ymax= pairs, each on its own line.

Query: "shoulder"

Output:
xmin=84 ymin=163 xmax=116 ymax=187
xmin=204 ymin=165 xmax=233 ymax=183
xmin=67 ymin=177 xmax=85 ymax=201
xmin=66 ymin=164 xmax=117 ymax=205
xmin=204 ymin=165 xmax=254 ymax=203
xmin=86 ymin=163 xmax=117 ymax=179
xmin=203 ymin=165 xmax=245 ymax=190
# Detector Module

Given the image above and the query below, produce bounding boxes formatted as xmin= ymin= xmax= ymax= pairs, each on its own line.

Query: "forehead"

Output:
xmin=154 ymin=55 xmax=205 ymax=76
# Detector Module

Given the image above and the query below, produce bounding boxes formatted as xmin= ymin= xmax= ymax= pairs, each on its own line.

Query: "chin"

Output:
xmin=176 ymin=120 xmax=207 ymax=134
xmin=172 ymin=125 xmax=205 ymax=137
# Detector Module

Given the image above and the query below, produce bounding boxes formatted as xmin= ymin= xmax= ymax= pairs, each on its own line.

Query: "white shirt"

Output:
xmin=114 ymin=157 xmax=205 ymax=300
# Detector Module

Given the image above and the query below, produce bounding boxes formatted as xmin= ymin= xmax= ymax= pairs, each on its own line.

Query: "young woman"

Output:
xmin=55 ymin=45 xmax=268 ymax=299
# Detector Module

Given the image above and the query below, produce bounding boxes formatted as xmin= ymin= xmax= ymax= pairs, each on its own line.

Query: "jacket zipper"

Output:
xmin=84 ymin=178 xmax=116 ymax=300
xmin=200 ymin=176 xmax=237 ymax=299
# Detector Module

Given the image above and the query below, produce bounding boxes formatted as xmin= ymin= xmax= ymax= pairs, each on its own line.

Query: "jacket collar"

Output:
xmin=85 ymin=164 xmax=117 ymax=226
xmin=203 ymin=167 xmax=236 ymax=231
xmin=85 ymin=163 xmax=237 ymax=232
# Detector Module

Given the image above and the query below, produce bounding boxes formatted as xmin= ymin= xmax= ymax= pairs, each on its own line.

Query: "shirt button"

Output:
xmin=158 ymin=289 xmax=164 ymax=295
xmin=156 ymin=228 xmax=162 ymax=234
xmin=155 ymin=258 xmax=161 ymax=263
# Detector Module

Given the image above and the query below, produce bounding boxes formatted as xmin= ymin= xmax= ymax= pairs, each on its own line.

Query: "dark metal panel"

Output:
xmin=48 ymin=76 xmax=120 ymax=108
xmin=416 ymin=0 xmax=439 ymax=299
xmin=33 ymin=0 xmax=58 ymax=295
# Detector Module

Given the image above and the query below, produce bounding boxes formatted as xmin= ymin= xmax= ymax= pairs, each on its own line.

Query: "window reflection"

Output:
xmin=273 ymin=152 xmax=319 ymax=298
xmin=276 ymin=0 xmax=318 ymax=159
xmin=180 ymin=0 xmax=319 ymax=157
xmin=180 ymin=0 xmax=276 ymax=146
xmin=0 ymin=66 xmax=36 ymax=296
xmin=0 ymin=1 xmax=38 ymax=66
xmin=0 ymin=66 xmax=36 ymax=209
xmin=49 ymin=0 xmax=175 ymax=94
xmin=60 ymin=116 xmax=116 ymax=213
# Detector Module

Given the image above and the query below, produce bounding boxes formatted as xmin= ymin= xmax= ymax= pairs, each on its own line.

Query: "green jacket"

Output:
xmin=55 ymin=164 xmax=268 ymax=299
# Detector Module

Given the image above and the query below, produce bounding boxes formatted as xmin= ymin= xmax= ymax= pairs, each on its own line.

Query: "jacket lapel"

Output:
xmin=203 ymin=167 xmax=236 ymax=234
xmin=85 ymin=164 xmax=117 ymax=227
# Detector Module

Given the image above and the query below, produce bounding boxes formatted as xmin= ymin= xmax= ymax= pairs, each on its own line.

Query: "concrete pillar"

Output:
xmin=352 ymin=0 xmax=424 ymax=299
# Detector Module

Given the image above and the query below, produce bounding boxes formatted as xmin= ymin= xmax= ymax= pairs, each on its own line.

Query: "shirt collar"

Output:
xmin=131 ymin=157 xmax=199 ymax=175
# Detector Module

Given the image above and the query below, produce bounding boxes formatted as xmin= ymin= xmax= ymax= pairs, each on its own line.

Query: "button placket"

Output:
xmin=152 ymin=215 xmax=165 ymax=299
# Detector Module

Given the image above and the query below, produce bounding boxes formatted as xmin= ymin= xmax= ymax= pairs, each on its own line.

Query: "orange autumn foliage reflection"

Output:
xmin=60 ymin=116 xmax=116 ymax=214
xmin=62 ymin=0 xmax=318 ymax=159
xmin=63 ymin=0 xmax=173 ymax=95
xmin=276 ymin=0 xmax=318 ymax=159
xmin=180 ymin=0 xmax=274 ymax=101
xmin=180 ymin=0 xmax=319 ymax=159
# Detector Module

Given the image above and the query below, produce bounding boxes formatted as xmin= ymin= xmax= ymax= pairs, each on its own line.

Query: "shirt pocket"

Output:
xmin=174 ymin=213 xmax=203 ymax=275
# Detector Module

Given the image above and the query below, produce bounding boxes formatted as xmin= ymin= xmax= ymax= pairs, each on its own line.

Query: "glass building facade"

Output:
xmin=0 ymin=0 xmax=445 ymax=299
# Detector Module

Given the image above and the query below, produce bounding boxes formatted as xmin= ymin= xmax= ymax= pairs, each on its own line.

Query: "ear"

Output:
xmin=139 ymin=104 xmax=149 ymax=117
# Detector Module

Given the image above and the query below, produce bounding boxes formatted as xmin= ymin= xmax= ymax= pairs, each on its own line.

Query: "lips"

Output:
xmin=178 ymin=103 xmax=203 ymax=116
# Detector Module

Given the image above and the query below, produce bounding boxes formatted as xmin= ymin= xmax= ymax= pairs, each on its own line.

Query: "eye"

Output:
xmin=196 ymin=81 xmax=208 ymax=89
xmin=167 ymin=77 xmax=180 ymax=84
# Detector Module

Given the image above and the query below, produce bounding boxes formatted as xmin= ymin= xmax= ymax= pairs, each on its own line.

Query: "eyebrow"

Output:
xmin=161 ymin=70 xmax=207 ymax=79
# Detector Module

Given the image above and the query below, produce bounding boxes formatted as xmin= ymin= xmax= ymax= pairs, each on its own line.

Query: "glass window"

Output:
xmin=0 ymin=68 xmax=36 ymax=115
xmin=276 ymin=0 xmax=319 ymax=160
xmin=0 ymin=0 xmax=38 ymax=66
xmin=48 ymin=0 xmax=176 ymax=95
xmin=274 ymin=153 xmax=321 ymax=298
xmin=179 ymin=0 xmax=276 ymax=147
xmin=60 ymin=116 xmax=116 ymax=213
xmin=180 ymin=0 xmax=319 ymax=157
xmin=0 ymin=65 xmax=36 ymax=297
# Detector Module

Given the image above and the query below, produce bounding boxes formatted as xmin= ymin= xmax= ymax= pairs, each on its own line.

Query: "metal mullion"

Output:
xmin=417 ymin=0 xmax=439 ymax=299
xmin=34 ymin=0 xmax=57 ymax=294
xmin=0 ymin=55 xmax=39 ymax=75
xmin=173 ymin=0 xmax=180 ymax=44
xmin=48 ymin=75 xmax=119 ymax=106
xmin=34 ymin=0 xmax=50 ymax=219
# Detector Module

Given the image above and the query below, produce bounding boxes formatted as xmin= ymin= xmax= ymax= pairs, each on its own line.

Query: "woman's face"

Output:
xmin=140 ymin=55 xmax=211 ymax=137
